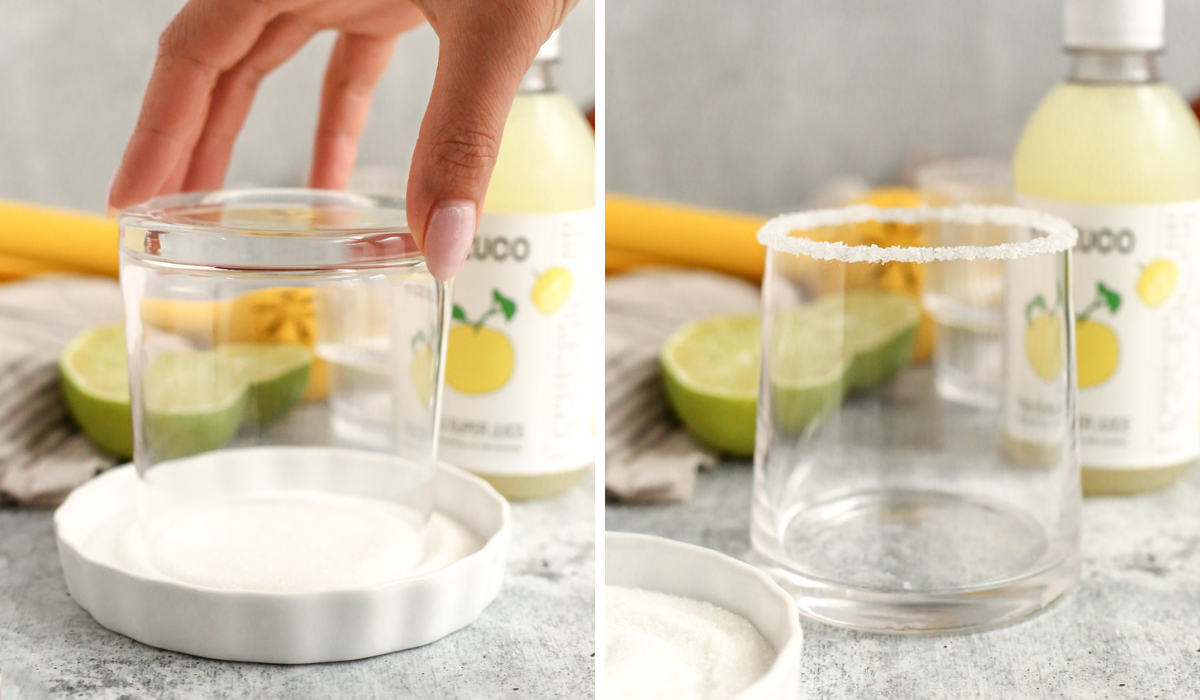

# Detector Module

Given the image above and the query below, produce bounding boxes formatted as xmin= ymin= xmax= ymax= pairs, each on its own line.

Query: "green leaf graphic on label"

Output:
xmin=1026 ymin=294 xmax=1046 ymax=325
xmin=1079 ymin=281 xmax=1122 ymax=322
xmin=1097 ymin=282 xmax=1121 ymax=313
xmin=493 ymin=289 xmax=517 ymax=321
xmin=454 ymin=292 xmax=517 ymax=330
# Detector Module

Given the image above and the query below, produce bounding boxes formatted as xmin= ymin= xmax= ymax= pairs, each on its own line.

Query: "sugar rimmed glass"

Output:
xmin=752 ymin=204 xmax=1080 ymax=633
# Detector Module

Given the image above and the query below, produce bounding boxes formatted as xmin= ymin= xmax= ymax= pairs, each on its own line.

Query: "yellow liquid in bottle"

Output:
xmin=485 ymin=92 xmax=595 ymax=213
xmin=1014 ymin=80 xmax=1200 ymax=494
xmin=461 ymin=87 xmax=595 ymax=501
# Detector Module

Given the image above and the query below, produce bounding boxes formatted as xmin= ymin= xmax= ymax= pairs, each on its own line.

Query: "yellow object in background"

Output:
xmin=605 ymin=189 xmax=935 ymax=361
xmin=605 ymin=195 xmax=768 ymax=280
xmin=844 ymin=188 xmax=933 ymax=362
xmin=140 ymin=287 xmax=328 ymax=399
xmin=755 ymin=187 xmax=932 ymax=362
xmin=0 ymin=252 xmax=76 ymax=282
xmin=604 ymin=245 xmax=669 ymax=276
xmin=0 ymin=201 xmax=119 ymax=279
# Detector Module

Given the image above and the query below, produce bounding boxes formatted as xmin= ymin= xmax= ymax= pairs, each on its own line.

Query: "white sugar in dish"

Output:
xmin=605 ymin=586 xmax=775 ymax=700
xmin=134 ymin=491 xmax=478 ymax=593
xmin=147 ymin=492 xmax=424 ymax=592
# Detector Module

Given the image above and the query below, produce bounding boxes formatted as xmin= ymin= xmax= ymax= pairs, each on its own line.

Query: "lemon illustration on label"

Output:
xmin=1076 ymin=281 xmax=1121 ymax=389
xmin=410 ymin=331 xmax=437 ymax=406
xmin=1024 ymin=290 xmax=1063 ymax=381
xmin=446 ymin=290 xmax=517 ymax=395
xmin=532 ymin=267 xmax=573 ymax=315
xmin=1137 ymin=259 xmax=1178 ymax=308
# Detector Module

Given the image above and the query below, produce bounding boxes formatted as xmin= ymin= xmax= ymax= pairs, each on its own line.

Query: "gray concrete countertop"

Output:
xmin=1 ymin=475 xmax=595 ymax=700
xmin=607 ymin=465 xmax=1200 ymax=700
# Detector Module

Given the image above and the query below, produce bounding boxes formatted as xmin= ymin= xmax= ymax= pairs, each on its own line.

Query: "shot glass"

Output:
xmin=752 ymin=204 xmax=1080 ymax=633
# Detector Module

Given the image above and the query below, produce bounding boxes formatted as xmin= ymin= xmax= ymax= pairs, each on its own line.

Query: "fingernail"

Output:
xmin=423 ymin=200 xmax=476 ymax=280
xmin=105 ymin=171 xmax=120 ymax=220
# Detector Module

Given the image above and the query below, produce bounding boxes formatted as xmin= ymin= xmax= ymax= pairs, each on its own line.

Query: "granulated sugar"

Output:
xmin=145 ymin=492 xmax=430 ymax=593
xmin=605 ymin=586 xmax=775 ymax=700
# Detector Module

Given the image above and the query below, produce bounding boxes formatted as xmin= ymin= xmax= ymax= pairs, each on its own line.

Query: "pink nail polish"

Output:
xmin=423 ymin=200 xmax=477 ymax=280
xmin=106 ymin=171 xmax=120 ymax=219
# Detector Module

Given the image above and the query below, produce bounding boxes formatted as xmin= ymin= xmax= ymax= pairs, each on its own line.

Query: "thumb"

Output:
xmin=407 ymin=10 xmax=552 ymax=280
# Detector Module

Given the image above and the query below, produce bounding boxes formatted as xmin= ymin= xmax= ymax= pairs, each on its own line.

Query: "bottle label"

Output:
xmin=438 ymin=209 xmax=596 ymax=476
xmin=1013 ymin=196 xmax=1200 ymax=469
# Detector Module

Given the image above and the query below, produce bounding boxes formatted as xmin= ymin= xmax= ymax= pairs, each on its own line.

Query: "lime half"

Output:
xmin=770 ymin=290 xmax=919 ymax=432
xmin=60 ymin=324 xmax=133 ymax=459
xmin=661 ymin=315 xmax=761 ymax=457
xmin=768 ymin=290 xmax=916 ymax=432
xmin=144 ymin=350 xmax=248 ymax=461
xmin=835 ymin=291 xmax=921 ymax=390
xmin=661 ymin=290 xmax=922 ymax=453
xmin=767 ymin=312 xmax=847 ymax=435
xmin=215 ymin=343 xmax=312 ymax=425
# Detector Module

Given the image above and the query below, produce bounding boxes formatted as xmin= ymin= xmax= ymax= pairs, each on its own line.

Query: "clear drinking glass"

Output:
xmin=915 ymin=157 xmax=1011 ymax=207
xmin=752 ymin=204 xmax=1080 ymax=633
xmin=916 ymin=158 xmax=1012 ymax=407
xmin=119 ymin=189 xmax=449 ymax=593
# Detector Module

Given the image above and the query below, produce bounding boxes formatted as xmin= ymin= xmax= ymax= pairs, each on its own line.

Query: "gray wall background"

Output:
xmin=607 ymin=0 xmax=1200 ymax=214
xmin=0 ymin=0 xmax=595 ymax=213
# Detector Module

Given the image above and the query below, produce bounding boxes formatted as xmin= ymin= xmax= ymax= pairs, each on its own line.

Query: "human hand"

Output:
xmin=107 ymin=0 xmax=579 ymax=279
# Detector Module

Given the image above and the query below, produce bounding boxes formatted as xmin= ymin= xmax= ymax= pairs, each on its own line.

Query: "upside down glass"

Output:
xmin=752 ymin=205 xmax=1081 ymax=633
xmin=119 ymin=189 xmax=449 ymax=593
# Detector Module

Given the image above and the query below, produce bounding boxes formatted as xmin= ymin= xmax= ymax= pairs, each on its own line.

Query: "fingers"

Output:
xmin=406 ymin=6 xmax=556 ymax=280
xmin=183 ymin=14 xmax=318 ymax=192
xmin=107 ymin=0 xmax=273 ymax=213
xmin=308 ymin=33 xmax=398 ymax=190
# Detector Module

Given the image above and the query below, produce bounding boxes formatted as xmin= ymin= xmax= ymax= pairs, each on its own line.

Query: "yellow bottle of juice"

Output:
xmin=1013 ymin=0 xmax=1200 ymax=493
xmin=440 ymin=32 xmax=596 ymax=500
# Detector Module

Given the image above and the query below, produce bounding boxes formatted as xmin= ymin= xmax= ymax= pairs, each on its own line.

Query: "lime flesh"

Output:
xmin=215 ymin=343 xmax=312 ymax=426
xmin=770 ymin=290 xmax=919 ymax=433
xmin=143 ymin=351 xmax=248 ymax=461
xmin=61 ymin=327 xmax=319 ymax=461
xmin=661 ymin=315 xmax=761 ymax=457
xmin=838 ymin=291 xmax=922 ymax=390
xmin=767 ymin=319 xmax=847 ymax=436
xmin=661 ymin=290 xmax=921 ymax=455
xmin=59 ymin=324 xmax=133 ymax=459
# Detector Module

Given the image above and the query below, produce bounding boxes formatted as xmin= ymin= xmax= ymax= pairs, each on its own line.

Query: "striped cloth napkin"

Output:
xmin=0 ymin=276 xmax=124 ymax=506
xmin=605 ymin=270 xmax=760 ymax=502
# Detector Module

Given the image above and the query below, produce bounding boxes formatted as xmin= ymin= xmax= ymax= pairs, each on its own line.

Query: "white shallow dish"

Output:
xmin=605 ymin=532 xmax=803 ymax=700
xmin=55 ymin=460 xmax=510 ymax=664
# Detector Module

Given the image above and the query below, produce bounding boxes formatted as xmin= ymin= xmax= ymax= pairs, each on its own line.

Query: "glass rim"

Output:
xmin=119 ymin=188 xmax=422 ymax=271
xmin=756 ymin=204 xmax=1077 ymax=264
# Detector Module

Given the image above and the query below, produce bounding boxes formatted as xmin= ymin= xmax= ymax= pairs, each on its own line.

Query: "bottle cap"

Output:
xmin=535 ymin=30 xmax=561 ymax=61
xmin=1064 ymin=0 xmax=1164 ymax=51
